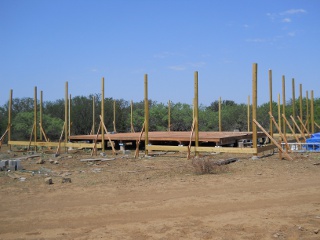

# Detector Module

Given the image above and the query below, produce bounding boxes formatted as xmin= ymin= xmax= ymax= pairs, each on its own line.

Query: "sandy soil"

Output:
xmin=0 ymin=146 xmax=320 ymax=240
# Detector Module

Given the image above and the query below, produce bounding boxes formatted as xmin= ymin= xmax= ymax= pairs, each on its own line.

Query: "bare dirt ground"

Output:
xmin=1 ymin=146 xmax=320 ymax=240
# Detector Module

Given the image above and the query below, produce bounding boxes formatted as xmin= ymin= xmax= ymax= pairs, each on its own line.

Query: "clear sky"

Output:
xmin=1 ymin=0 xmax=319 ymax=106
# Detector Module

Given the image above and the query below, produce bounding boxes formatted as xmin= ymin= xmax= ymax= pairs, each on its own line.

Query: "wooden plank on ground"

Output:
xmin=146 ymin=145 xmax=257 ymax=154
xmin=256 ymin=144 xmax=277 ymax=153
xmin=9 ymin=141 xmax=102 ymax=149
xmin=80 ymin=158 xmax=115 ymax=162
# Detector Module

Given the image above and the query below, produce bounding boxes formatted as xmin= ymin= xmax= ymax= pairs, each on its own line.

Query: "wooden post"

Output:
xmin=8 ymin=89 xmax=12 ymax=150
xmin=278 ymin=94 xmax=281 ymax=133
xmin=299 ymin=84 xmax=303 ymax=130
xmin=311 ymin=90 xmax=314 ymax=134
xmin=252 ymin=63 xmax=258 ymax=154
xmin=130 ymin=100 xmax=134 ymax=132
xmin=40 ymin=91 xmax=43 ymax=141
xmin=306 ymin=91 xmax=309 ymax=132
xmin=144 ymin=74 xmax=149 ymax=156
xmin=92 ymin=96 xmax=95 ymax=134
xmin=64 ymin=82 xmax=68 ymax=152
xmin=219 ymin=96 xmax=222 ymax=132
xmin=34 ymin=86 xmax=37 ymax=149
xmin=269 ymin=69 xmax=273 ymax=137
xmin=292 ymin=78 xmax=296 ymax=133
xmin=247 ymin=95 xmax=250 ymax=132
xmin=282 ymin=75 xmax=286 ymax=136
xmin=101 ymin=77 xmax=105 ymax=151
xmin=194 ymin=71 xmax=199 ymax=156
xmin=168 ymin=100 xmax=171 ymax=132
xmin=113 ymin=100 xmax=117 ymax=133
xmin=69 ymin=94 xmax=71 ymax=138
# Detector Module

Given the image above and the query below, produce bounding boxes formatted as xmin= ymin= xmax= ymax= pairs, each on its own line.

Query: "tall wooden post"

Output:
xmin=299 ymin=84 xmax=303 ymax=130
xmin=278 ymin=94 xmax=281 ymax=133
xmin=130 ymin=100 xmax=134 ymax=132
xmin=40 ymin=91 xmax=43 ymax=141
xmin=92 ymin=96 xmax=95 ymax=134
xmin=113 ymin=100 xmax=117 ymax=133
xmin=101 ymin=78 xmax=105 ymax=151
xmin=311 ymin=90 xmax=314 ymax=134
xmin=219 ymin=97 xmax=222 ymax=132
xmin=64 ymin=82 xmax=68 ymax=151
xmin=69 ymin=94 xmax=71 ymax=137
xmin=292 ymin=78 xmax=296 ymax=133
xmin=194 ymin=71 xmax=199 ymax=156
xmin=144 ymin=74 xmax=149 ymax=156
xmin=168 ymin=100 xmax=171 ymax=131
xmin=34 ymin=86 xmax=37 ymax=147
xmin=8 ymin=89 xmax=12 ymax=150
xmin=252 ymin=63 xmax=258 ymax=155
xmin=282 ymin=76 xmax=286 ymax=136
xmin=269 ymin=69 xmax=273 ymax=137
xmin=306 ymin=91 xmax=309 ymax=132
xmin=247 ymin=95 xmax=250 ymax=132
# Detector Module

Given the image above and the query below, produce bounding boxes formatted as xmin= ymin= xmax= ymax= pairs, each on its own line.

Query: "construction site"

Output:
xmin=1 ymin=64 xmax=320 ymax=239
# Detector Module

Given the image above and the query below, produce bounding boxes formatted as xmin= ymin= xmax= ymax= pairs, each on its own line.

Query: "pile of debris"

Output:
xmin=0 ymin=159 xmax=23 ymax=171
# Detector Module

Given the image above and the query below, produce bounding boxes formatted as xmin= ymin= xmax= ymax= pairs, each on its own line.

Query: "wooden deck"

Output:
xmin=69 ymin=131 xmax=267 ymax=146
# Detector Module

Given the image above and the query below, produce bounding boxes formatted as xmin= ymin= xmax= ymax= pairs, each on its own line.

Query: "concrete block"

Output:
xmin=8 ymin=160 xmax=16 ymax=171
xmin=0 ymin=160 xmax=6 ymax=170
xmin=1 ymin=160 xmax=8 ymax=167
xmin=15 ymin=159 xmax=23 ymax=170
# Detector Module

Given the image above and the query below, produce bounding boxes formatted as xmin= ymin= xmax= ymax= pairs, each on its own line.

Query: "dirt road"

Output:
xmin=1 ymin=150 xmax=320 ymax=239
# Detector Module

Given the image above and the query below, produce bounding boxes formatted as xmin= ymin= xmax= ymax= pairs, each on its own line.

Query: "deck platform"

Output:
xmin=69 ymin=131 xmax=267 ymax=146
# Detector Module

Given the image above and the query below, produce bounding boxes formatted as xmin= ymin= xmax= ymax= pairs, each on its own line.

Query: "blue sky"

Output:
xmin=1 ymin=0 xmax=319 ymax=106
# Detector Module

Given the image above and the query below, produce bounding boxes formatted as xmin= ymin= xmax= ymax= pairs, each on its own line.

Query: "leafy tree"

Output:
xmin=149 ymin=102 xmax=168 ymax=131
xmin=2 ymin=95 xmax=320 ymax=141
xmin=170 ymin=102 xmax=193 ymax=131
xmin=11 ymin=112 xmax=63 ymax=140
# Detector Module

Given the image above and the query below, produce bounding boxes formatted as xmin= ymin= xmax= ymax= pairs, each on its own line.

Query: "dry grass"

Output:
xmin=191 ymin=156 xmax=229 ymax=175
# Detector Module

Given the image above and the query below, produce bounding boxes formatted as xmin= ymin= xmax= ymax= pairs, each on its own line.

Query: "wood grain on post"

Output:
xmin=252 ymin=63 xmax=258 ymax=154
xmin=194 ymin=71 xmax=199 ymax=156
xmin=311 ymin=90 xmax=314 ymax=134
xmin=144 ymin=74 xmax=149 ymax=156
xmin=292 ymin=78 xmax=296 ymax=133
xmin=101 ymin=78 xmax=105 ymax=151
xmin=269 ymin=69 xmax=273 ymax=137
xmin=282 ymin=76 xmax=286 ymax=136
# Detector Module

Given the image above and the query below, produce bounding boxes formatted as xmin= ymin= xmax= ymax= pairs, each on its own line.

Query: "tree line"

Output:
xmin=0 ymin=94 xmax=319 ymax=141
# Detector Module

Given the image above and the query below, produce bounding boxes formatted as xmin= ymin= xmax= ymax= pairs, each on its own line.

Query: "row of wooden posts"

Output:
xmin=0 ymin=63 xmax=317 ymax=158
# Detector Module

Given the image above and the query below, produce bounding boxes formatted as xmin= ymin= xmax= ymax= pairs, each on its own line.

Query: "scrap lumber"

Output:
xmin=80 ymin=158 xmax=115 ymax=162
xmin=18 ymin=155 xmax=41 ymax=160
xmin=253 ymin=119 xmax=293 ymax=161
xmin=215 ymin=158 xmax=238 ymax=165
